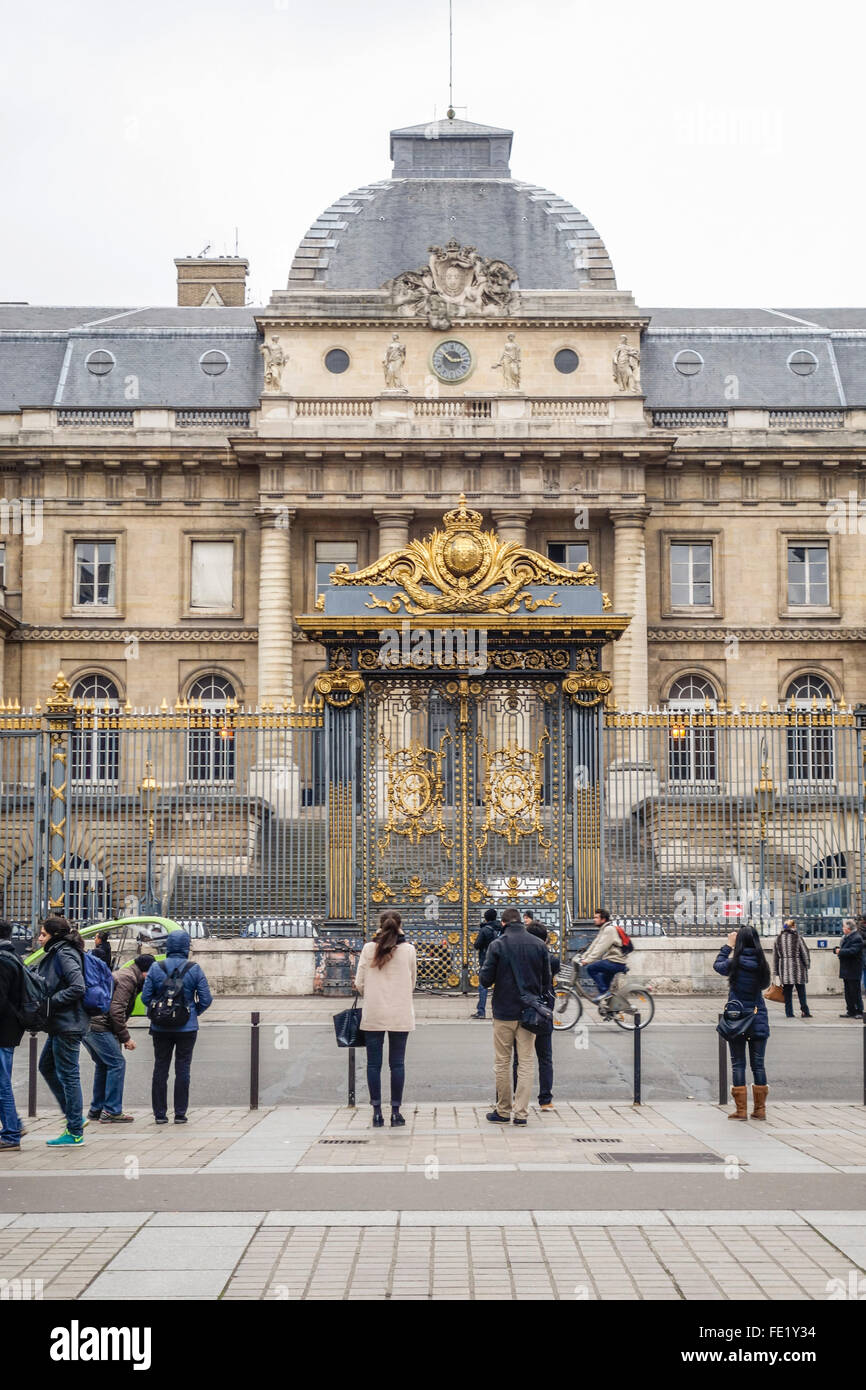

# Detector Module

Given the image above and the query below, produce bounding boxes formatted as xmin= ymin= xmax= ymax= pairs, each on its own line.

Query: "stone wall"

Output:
xmin=629 ymin=937 xmax=845 ymax=996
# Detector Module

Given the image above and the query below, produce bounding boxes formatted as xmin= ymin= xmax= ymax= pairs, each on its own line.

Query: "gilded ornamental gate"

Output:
xmin=299 ymin=497 xmax=629 ymax=987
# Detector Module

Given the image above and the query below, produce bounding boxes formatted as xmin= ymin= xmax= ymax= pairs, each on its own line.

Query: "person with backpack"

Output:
xmin=83 ymin=955 xmax=155 ymax=1123
xmin=580 ymin=908 xmax=632 ymax=1004
xmin=0 ymin=920 xmax=26 ymax=1152
xmin=32 ymin=917 xmax=90 ymax=1146
xmin=470 ymin=907 xmax=502 ymax=1019
xmin=140 ymin=929 xmax=212 ymax=1124
xmin=479 ymin=906 xmax=551 ymax=1125
xmin=714 ymin=924 xmax=771 ymax=1120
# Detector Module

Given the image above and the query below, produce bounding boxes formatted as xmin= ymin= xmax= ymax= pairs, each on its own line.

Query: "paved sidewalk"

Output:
xmin=1 ymin=1101 xmax=865 ymax=1300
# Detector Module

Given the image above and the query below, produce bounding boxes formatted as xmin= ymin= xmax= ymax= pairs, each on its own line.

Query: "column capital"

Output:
xmin=256 ymin=505 xmax=295 ymax=531
xmin=610 ymin=506 xmax=651 ymax=528
xmin=373 ymin=507 xmax=414 ymax=523
xmin=491 ymin=507 xmax=532 ymax=523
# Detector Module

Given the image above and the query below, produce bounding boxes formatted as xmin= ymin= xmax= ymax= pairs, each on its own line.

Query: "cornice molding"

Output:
xmin=10 ymin=626 xmax=259 ymax=643
xmin=648 ymin=626 xmax=865 ymax=642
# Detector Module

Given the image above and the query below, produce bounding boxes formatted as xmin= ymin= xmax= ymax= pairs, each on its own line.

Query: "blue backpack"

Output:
xmin=82 ymin=951 xmax=114 ymax=1015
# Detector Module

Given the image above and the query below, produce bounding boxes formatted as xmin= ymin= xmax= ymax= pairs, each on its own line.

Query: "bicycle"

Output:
xmin=552 ymin=958 xmax=655 ymax=1031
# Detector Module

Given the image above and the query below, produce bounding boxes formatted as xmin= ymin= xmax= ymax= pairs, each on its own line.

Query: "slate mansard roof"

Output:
xmin=0 ymin=118 xmax=864 ymax=414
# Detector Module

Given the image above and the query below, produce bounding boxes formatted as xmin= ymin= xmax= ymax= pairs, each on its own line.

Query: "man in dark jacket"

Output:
xmin=83 ymin=955 xmax=154 ymax=1123
xmin=836 ymin=920 xmax=864 ymax=1017
xmin=471 ymin=908 xmax=501 ymax=1019
xmin=0 ymin=920 xmax=26 ymax=1151
xmin=479 ymin=907 xmax=551 ymax=1125
xmin=141 ymin=930 xmax=212 ymax=1124
xmin=33 ymin=917 xmax=88 ymax=1145
xmin=511 ymin=921 xmax=558 ymax=1110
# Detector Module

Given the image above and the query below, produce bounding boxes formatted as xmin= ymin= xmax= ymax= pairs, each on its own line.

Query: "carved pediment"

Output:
xmin=382 ymin=239 xmax=518 ymax=327
xmin=329 ymin=495 xmax=600 ymax=616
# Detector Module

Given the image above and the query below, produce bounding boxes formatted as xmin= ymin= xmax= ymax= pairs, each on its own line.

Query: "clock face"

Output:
xmin=431 ymin=339 xmax=473 ymax=382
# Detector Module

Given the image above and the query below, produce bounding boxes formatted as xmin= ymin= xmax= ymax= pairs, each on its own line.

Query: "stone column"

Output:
xmin=611 ymin=507 xmax=650 ymax=709
xmin=256 ymin=507 xmax=294 ymax=706
xmin=492 ymin=509 xmax=531 ymax=546
xmin=375 ymin=509 xmax=413 ymax=558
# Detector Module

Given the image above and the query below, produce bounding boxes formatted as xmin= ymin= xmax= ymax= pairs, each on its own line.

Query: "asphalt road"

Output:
xmin=12 ymin=1020 xmax=865 ymax=1110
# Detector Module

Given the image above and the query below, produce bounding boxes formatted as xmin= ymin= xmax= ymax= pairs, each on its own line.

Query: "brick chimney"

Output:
xmin=174 ymin=255 xmax=249 ymax=307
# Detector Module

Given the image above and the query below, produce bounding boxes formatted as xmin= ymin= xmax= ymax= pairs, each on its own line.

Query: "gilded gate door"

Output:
xmin=359 ymin=675 xmax=568 ymax=988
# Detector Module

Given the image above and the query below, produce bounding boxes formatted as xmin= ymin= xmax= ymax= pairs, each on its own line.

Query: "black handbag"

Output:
xmin=503 ymin=942 xmax=553 ymax=1035
xmin=716 ymin=997 xmax=758 ymax=1042
xmin=333 ymin=993 xmax=367 ymax=1048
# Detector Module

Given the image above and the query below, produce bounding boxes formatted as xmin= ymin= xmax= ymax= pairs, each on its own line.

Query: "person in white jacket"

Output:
xmin=580 ymin=908 xmax=629 ymax=1002
xmin=354 ymin=911 xmax=417 ymax=1128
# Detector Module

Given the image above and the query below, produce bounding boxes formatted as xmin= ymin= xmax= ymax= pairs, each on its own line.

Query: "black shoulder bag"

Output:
xmin=333 ymin=994 xmax=367 ymax=1049
xmin=503 ymin=941 xmax=553 ymax=1035
xmin=716 ymin=997 xmax=758 ymax=1041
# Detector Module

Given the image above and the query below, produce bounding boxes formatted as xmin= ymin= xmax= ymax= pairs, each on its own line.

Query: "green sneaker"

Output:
xmin=46 ymin=1130 xmax=84 ymax=1146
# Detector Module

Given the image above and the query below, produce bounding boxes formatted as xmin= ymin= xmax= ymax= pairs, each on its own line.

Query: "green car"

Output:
xmin=24 ymin=916 xmax=178 ymax=1016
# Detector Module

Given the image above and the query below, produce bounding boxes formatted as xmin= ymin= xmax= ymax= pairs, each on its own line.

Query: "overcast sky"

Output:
xmin=1 ymin=0 xmax=863 ymax=308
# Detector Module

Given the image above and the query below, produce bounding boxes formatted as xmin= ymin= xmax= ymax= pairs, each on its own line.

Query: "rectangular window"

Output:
xmin=547 ymin=542 xmax=589 ymax=570
xmin=787 ymin=543 xmax=829 ymax=606
xmin=74 ymin=541 xmax=116 ymax=606
xmin=190 ymin=540 xmax=234 ymax=609
xmin=315 ymin=540 xmax=358 ymax=597
xmin=670 ymin=542 xmax=713 ymax=606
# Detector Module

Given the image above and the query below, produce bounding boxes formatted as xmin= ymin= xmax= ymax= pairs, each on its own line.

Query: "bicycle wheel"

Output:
xmin=612 ymin=989 xmax=655 ymax=1030
xmin=552 ymin=987 xmax=583 ymax=1031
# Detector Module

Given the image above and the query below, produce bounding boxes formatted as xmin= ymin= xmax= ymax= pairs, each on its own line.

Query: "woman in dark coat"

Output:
xmin=773 ymin=919 xmax=812 ymax=1018
xmin=714 ymin=924 xmax=771 ymax=1121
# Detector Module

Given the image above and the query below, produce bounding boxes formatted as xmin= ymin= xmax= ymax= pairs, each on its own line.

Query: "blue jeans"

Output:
xmin=512 ymin=1027 xmax=554 ymax=1105
xmin=365 ymin=1031 xmax=408 ymax=1107
xmin=82 ymin=1030 xmax=126 ymax=1116
xmin=39 ymin=1034 xmax=85 ymax=1137
xmin=476 ymin=984 xmax=489 ymax=1016
xmin=0 ymin=1046 xmax=22 ymax=1144
xmin=729 ymin=1035 xmax=768 ymax=1086
xmin=586 ymin=960 xmax=627 ymax=997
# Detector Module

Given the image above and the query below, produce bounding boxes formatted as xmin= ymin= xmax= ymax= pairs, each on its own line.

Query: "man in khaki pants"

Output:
xmin=479 ymin=906 xmax=552 ymax=1125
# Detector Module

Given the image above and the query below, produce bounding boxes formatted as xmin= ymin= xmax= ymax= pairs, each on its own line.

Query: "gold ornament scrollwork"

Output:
xmin=474 ymin=728 xmax=551 ymax=853
xmin=314 ymin=666 xmax=365 ymax=708
xmin=377 ymin=732 xmax=455 ymax=853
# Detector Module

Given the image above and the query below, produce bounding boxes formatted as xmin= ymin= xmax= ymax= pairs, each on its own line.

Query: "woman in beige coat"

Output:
xmin=354 ymin=911 xmax=417 ymax=1127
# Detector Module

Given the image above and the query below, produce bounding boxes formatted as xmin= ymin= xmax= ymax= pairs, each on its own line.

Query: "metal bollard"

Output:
xmin=28 ymin=1033 xmax=38 ymax=1118
xmin=632 ymin=1014 xmax=641 ymax=1105
xmin=718 ymin=1015 xmax=728 ymax=1106
xmin=348 ymin=1046 xmax=356 ymax=1108
xmin=249 ymin=1011 xmax=260 ymax=1111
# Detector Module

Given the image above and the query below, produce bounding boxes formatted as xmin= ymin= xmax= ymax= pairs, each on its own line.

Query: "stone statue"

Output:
xmin=492 ymin=332 xmax=521 ymax=390
xmin=260 ymin=334 xmax=287 ymax=393
xmin=612 ymin=335 xmax=641 ymax=393
xmin=382 ymin=333 xmax=407 ymax=390
xmin=383 ymin=238 xmax=518 ymax=328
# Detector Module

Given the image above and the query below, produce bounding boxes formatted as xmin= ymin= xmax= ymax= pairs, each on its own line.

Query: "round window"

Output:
xmin=787 ymin=349 xmax=818 ymax=377
xmin=325 ymin=348 xmax=350 ymax=374
xmin=199 ymin=350 xmax=229 ymax=376
xmin=554 ymin=348 xmax=580 ymax=374
xmin=673 ymin=349 xmax=704 ymax=377
xmin=85 ymin=349 xmax=115 ymax=376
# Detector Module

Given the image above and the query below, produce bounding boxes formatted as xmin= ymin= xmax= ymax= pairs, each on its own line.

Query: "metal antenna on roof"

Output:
xmin=447 ymin=0 xmax=455 ymax=120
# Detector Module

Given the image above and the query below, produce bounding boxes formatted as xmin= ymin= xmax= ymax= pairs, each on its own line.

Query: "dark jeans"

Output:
xmin=39 ymin=1033 xmax=85 ymax=1137
xmin=729 ymin=1035 xmax=768 ymax=1086
xmin=843 ymin=979 xmax=864 ymax=1016
xmin=151 ymin=1032 xmax=197 ymax=1119
xmin=82 ymin=1029 xmax=126 ymax=1115
xmin=782 ymin=982 xmax=809 ymax=1017
xmin=586 ymin=960 xmax=626 ymax=997
xmin=475 ymin=984 xmax=489 ymax=1017
xmin=0 ymin=1046 xmax=22 ymax=1144
xmin=512 ymin=1028 xmax=554 ymax=1105
xmin=365 ymin=1031 xmax=408 ymax=1107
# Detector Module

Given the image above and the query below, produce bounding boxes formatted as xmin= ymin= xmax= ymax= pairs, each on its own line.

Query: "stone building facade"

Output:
xmin=1 ymin=115 xmax=864 ymax=717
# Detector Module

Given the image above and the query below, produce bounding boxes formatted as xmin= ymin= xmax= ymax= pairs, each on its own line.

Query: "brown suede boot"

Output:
xmin=728 ymin=1085 xmax=748 ymax=1120
xmin=751 ymin=1084 xmax=769 ymax=1120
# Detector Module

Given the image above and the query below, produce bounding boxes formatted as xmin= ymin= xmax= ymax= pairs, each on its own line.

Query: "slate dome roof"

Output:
xmin=288 ymin=117 xmax=617 ymax=293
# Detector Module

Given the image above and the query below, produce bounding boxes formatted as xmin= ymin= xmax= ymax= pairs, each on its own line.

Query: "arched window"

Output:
xmin=785 ymin=674 xmax=835 ymax=782
xmin=71 ymin=675 xmax=120 ymax=783
xmin=186 ymin=674 xmax=236 ymax=782
xmin=667 ymin=675 xmax=718 ymax=782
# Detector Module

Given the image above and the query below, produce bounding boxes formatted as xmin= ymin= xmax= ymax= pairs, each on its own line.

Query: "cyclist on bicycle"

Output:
xmin=579 ymin=908 xmax=630 ymax=1007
